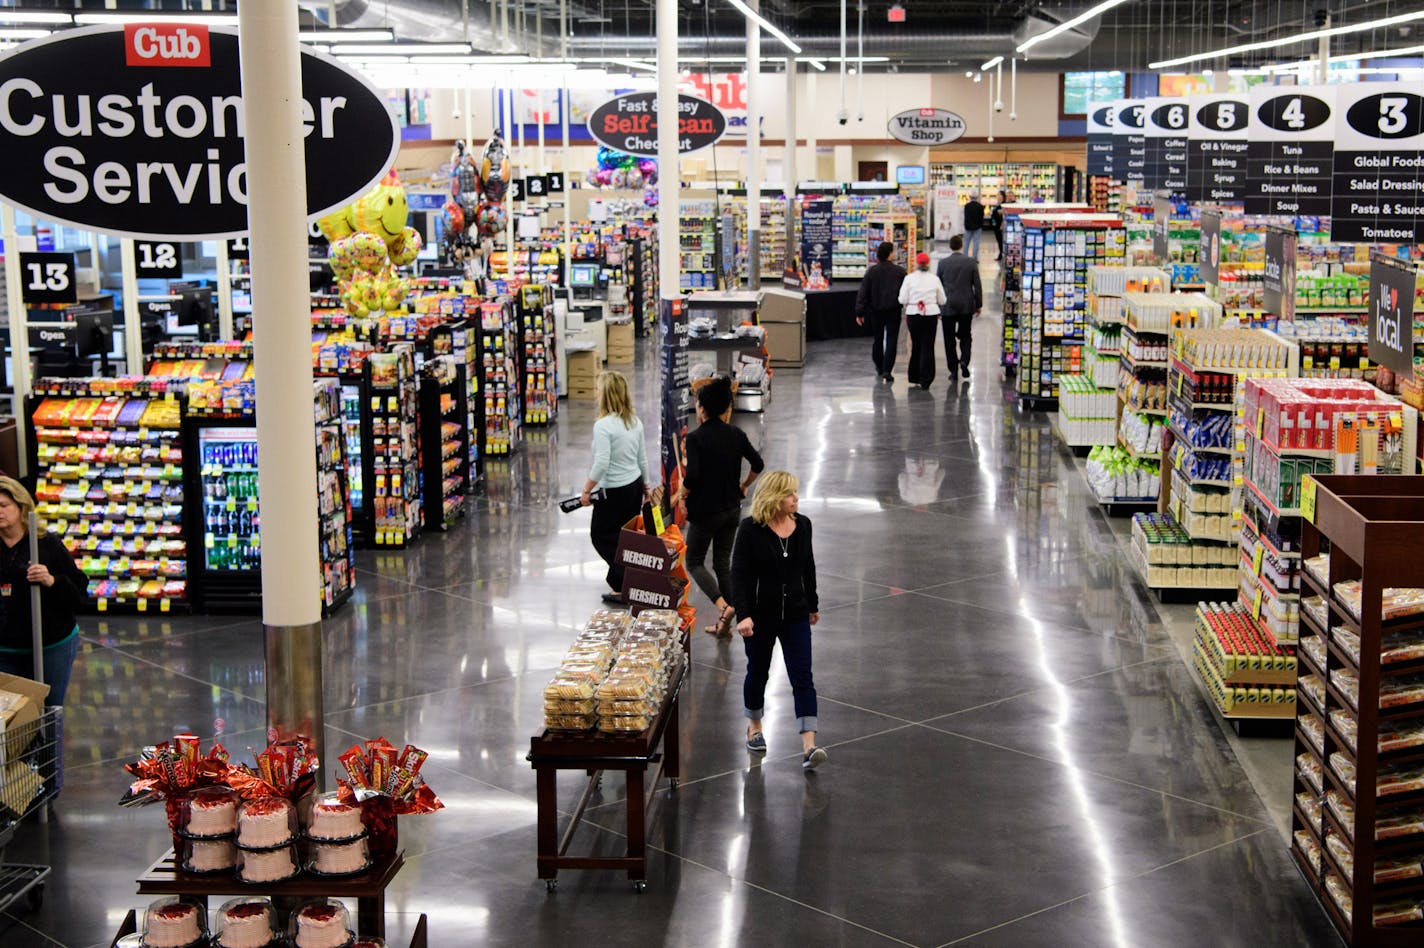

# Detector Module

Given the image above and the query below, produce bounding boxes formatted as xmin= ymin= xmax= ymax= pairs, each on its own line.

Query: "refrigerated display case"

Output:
xmin=186 ymin=422 xmax=262 ymax=611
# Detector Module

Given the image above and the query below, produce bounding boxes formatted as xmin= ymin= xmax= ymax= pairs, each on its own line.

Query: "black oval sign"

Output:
xmin=1255 ymin=94 xmax=1331 ymax=133
xmin=1116 ymin=104 xmax=1145 ymax=129
xmin=1195 ymin=99 xmax=1248 ymax=132
xmin=587 ymin=92 xmax=727 ymax=158
xmin=1092 ymin=106 xmax=1114 ymax=127
xmin=1345 ymin=92 xmax=1424 ymax=140
xmin=1151 ymin=103 xmax=1187 ymax=131
xmin=0 ymin=25 xmax=398 ymax=239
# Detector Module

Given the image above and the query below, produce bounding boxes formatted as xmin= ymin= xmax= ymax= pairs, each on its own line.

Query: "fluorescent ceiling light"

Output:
xmin=0 ymin=11 xmax=72 ymax=25
xmin=299 ymin=30 xmax=395 ymax=43
xmin=726 ymin=0 xmax=802 ymax=54
xmin=335 ymin=43 xmax=473 ymax=56
xmin=795 ymin=55 xmax=887 ymax=63
xmin=0 ymin=28 xmax=51 ymax=40
xmin=981 ymin=56 xmax=1004 ymax=71
xmin=1018 ymin=0 xmax=1129 ymax=54
xmin=413 ymin=55 xmax=536 ymax=64
xmin=74 ymin=12 xmax=239 ymax=25
xmin=806 ymin=59 xmax=826 ymax=71
xmin=1150 ymin=10 xmax=1424 ymax=69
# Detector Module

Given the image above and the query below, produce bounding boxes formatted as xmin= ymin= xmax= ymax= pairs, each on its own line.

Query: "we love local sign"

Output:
xmin=0 ymin=24 xmax=398 ymax=240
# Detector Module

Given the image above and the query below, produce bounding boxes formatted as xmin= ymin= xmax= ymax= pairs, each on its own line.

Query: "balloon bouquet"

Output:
xmin=320 ymin=170 xmax=423 ymax=318
xmin=586 ymin=148 xmax=660 ymax=209
xmin=441 ymin=130 xmax=513 ymax=269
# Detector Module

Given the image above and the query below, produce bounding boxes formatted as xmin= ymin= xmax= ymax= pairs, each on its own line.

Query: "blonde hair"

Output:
xmin=750 ymin=470 xmax=798 ymax=525
xmin=0 ymin=476 xmax=39 ymax=531
xmin=596 ymin=370 xmax=636 ymax=426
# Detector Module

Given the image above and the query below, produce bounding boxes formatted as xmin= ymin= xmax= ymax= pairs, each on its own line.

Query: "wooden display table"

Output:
xmin=111 ymin=909 xmax=427 ymax=947
xmin=528 ymin=641 xmax=688 ymax=891
xmin=132 ymin=847 xmax=404 ymax=937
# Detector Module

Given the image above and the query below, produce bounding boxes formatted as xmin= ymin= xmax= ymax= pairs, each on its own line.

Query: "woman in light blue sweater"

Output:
xmin=580 ymin=370 xmax=653 ymax=604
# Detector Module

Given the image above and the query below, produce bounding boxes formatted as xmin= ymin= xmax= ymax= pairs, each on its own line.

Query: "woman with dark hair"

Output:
xmin=678 ymin=377 xmax=764 ymax=635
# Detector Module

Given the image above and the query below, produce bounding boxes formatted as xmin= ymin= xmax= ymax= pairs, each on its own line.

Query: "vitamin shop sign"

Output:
xmin=888 ymin=108 xmax=966 ymax=146
xmin=0 ymin=25 xmax=399 ymax=240
xmin=586 ymin=92 xmax=727 ymax=158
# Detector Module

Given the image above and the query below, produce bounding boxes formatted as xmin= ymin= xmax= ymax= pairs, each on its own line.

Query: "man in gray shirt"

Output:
xmin=935 ymin=234 xmax=982 ymax=383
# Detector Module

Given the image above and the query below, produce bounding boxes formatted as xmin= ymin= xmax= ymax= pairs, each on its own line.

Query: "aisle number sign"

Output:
xmin=1086 ymin=103 xmax=1115 ymax=177
xmin=0 ymin=25 xmax=399 ymax=239
xmin=18 ymin=251 xmax=77 ymax=304
xmin=1330 ymin=84 xmax=1424 ymax=244
xmin=1186 ymin=94 xmax=1249 ymax=204
xmin=1142 ymin=98 xmax=1188 ymax=192
xmin=1112 ymin=99 xmax=1147 ymax=186
xmin=1245 ymin=87 xmax=1335 ymax=217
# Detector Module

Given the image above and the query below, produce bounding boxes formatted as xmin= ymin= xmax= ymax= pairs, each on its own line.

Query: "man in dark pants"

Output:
xmin=962 ymin=193 xmax=985 ymax=259
xmin=854 ymin=241 xmax=907 ymax=382
xmin=989 ymin=194 xmax=1005 ymax=261
xmin=935 ymin=234 xmax=982 ymax=383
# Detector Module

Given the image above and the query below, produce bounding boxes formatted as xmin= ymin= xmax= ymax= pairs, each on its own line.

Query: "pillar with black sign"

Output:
xmin=1330 ymin=84 xmax=1424 ymax=245
xmin=657 ymin=0 xmax=684 ymax=494
xmin=745 ymin=0 xmax=761 ymax=290
xmin=1246 ymin=86 xmax=1335 ymax=219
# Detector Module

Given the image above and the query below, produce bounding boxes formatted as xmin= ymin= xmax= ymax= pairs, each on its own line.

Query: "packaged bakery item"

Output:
xmin=1329 ymin=710 xmax=1359 ymax=753
xmin=1296 ymin=753 xmax=1324 ymax=795
xmin=1333 ymin=627 xmax=1362 ymax=665
xmin=543 ymin=713 xmax=596 ymax=730
xmin=1299 ymin=713 xmax=1325 ymax=755
xmin=307 ymin=835 xmax=373 ymax=877
xmin=543 ymin=674 xmax=597 ymax=701
xmin=597 ymin=697 xmax=657 ymax=716
xmin=1303 ymin=553 xmax=1330 ymax=587
xmin=542 ymin=698 xmax=597 ymax=715
xmin=1380 ymin=720 xmax=1424 ymax=755
xmin=178 ymin=786 xmax=239 ymax=838
xmin=558 ymin=661 xmax=607 ymax=682
xmin=141 ymin=897 xmax=207 ymax=948
xmin=595 ymin=675 xmax=652 ymax=701
xmin=1377 ymin=808 xmax=1424 ymax=840
xmin=235 ymin=843 xmax=299 ymax=884
xmin=597 ymin=713 xmax=652 ymax=733
xmin=1380 ymin=675 xmax=1424 ymax=710
xmin=1329 ymin=752 xmax=1358 ymax=791
xmin=1293 ymin=831 xmax=1322 ymax=874
xmin=1298 ymin=674 xmax=1326 ymax=711
xmin=290 ymin=899 xmax=353 ymax=948
xmin=1326 ymin=790 xmax=1356 ymax=838
xmin=1324 ymin=872 xmax=1354 ymax=920
xmin=212 ymin=897 xmax=280 ymax=948
xmin=1296 ymin=791 xmax=1323 ymax=827
xmin=1374 ymin=898 xmax=1424 ymax=926
xmin=177 ymin=835 xmax=237 ymax=875
xmin=1374 ymin=855 xmax=1424 ymax=885
xmin=632 ymin=608 xmax=680 ymax=630
xmin=1377 ymin=763 xmax=1424 ymax=798
xmin=1325 ymin=829 xmax=1355 ymax=881
xmin=1383 ymin=631 xmax=1424 ymax=665
xmin=1301 ymin=597 xmax=1328 ymax=632
xmin=304 ymin=791 xmax=366 ymax=841
xmin=1331 ymin=668 xmax=1360 ymax=709
xmin=1299 ymin=633 xmax=1327 ymax=671
xmin=236 ymin=797 xmax=297 ymax=849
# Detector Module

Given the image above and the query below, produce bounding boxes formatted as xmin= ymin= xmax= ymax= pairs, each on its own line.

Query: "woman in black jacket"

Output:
xmin=854 ymin=241 xmax=907 ymax=383
xmin=731 ymin=470 xmax=826 ymax=771
xmin=0 ymin=476 xmax=88 ymax=706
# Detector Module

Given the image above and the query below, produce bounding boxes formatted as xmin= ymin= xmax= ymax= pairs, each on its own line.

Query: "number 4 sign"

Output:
xmin=18 ymin=251 xmax=77 ymax=304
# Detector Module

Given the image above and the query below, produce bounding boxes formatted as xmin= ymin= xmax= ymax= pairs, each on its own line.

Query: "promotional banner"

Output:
xmin=933 ymin=185 xmax=963 ymax=241
xmin=886 ymin=108 xmax=967 ymax=146
xmin=1263 ymin=227 xmax=1297 ymax=321
xmin=1113 ymin=99 xmax=1148 ymax=186
xmin=1187 ymin=94 xmax=1250 ymax=204
xmin=1086 ymin=102 xmax=1115 ymax=177
xmin=1368 ymin=254 xmax=1419 ymax=378
xmin=587 ymin=92 xmax=727 ymax=157
xmin=1330 ymin=84 xmax=1424 ymax=244
xmin=1142 ymin=97 xmax=1188 ymax=191
xmin=1199 ymin=209 xmax=1222 ymax=287
xmin=0 ymin=25 xmax=399 ymax=239
xmin=1246 ymin=86 xmax=1335 ymax=217
xmin=798 ymin=199 xmax=834 ymax=289
xmin=659 ymin=297 xmax=690 ymax=490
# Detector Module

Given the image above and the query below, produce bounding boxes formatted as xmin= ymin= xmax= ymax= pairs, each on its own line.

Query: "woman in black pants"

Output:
xmin=678 ymin=377 xmax=763 ymax=636
xmin=580 ymin=371 xmax=652 ymax=604
xmin=731 ymin=470 xmax=827 ymax=771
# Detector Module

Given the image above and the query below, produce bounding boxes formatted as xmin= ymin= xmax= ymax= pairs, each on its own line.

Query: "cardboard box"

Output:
xmin=0 ymin=673 xmax=49 ymax=764
xmin=763 ymin=319 xmax=805 ymax=368
xmin=0 ymin=759 xmax=43 ymax=819
xmin=565 ymin=348 xmax=602 ymax=383
xmin=607 ymin=320 xmax=635 ymax=348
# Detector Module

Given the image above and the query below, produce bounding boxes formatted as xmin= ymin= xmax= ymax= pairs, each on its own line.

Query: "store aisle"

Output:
xmin=2 ymin=304 xmax=1337 ymax=947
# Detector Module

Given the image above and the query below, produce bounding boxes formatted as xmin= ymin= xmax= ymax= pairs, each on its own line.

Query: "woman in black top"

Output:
xmin=731 ymin=470 xmax=826 ymax=771
xmin=0 ymin=476 xmax=88 ymax=707
xmin=678 ymin=377 xmax=763 ymax=636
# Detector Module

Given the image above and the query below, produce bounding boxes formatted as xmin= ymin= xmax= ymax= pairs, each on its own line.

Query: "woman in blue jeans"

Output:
xmin=0 ymin=476 xmax=86 ymax=710
xmin=731 ymin=471 xmax=827 ymax=771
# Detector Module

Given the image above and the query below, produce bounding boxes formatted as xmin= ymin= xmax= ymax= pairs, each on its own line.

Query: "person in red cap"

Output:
xmin=897 ymin=251 xmax=947 ymax=390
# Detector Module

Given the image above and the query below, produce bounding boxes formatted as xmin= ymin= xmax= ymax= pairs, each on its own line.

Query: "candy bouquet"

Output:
xmin=334 ymin=738 xmax=442 ymax=861
xmin=119 ymin=733 xmax=232 ymax=830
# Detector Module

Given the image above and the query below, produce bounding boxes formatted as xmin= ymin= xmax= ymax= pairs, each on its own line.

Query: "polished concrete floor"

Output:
xmin=1 ymin=281 xmax=1340 ymax=947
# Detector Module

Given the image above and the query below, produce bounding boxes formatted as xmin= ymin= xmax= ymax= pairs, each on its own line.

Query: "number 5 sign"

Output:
xmin=18 ymin=252 xmax=77 ymax=304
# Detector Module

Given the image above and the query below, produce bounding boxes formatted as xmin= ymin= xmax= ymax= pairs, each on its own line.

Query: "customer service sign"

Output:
xmin=0 ymin=24 xmax=399 ymax=239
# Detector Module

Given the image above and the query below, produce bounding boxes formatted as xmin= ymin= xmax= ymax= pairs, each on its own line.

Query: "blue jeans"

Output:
xmin=743 ymin=616 xmax=818 ymax=732
xmin=965 ymin=228 xmax=982 ymax=258
xmin=0 ymin=628 xmax=80 ymax=706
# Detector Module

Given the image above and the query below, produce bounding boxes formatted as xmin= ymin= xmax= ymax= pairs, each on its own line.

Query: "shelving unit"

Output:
xmin=430 ymin=318 xmax=484 ymax=487
xmin=679 ymin=199 xmax=718 ymax=291
xmin=418 ymin=355 xmax=470 ymax=531
xmin=928 ymin=162 xmax=1062 ymax=203
xmin=313 ymin=379 xmax=356 ymax=611
xmin=478 ymin=300 xmax=521 ymax=456
xmin=516 ymin=284 xmax=559 ymax=427
xmin=1293 ymin=475 xmax=1424 ymax=947
xmin=367 ymin=344 xmax=423 ymax=548
xmin=866 ymin=212 xmax=917 ymax=271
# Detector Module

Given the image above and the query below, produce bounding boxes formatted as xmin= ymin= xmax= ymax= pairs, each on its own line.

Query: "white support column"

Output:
xmin=784 ymin=59 xmax=797 ymax=274
xmin=237 ymin=0 xmax=325 ymax=768
xmin=745 ymin=1 xmax=761 ymax=289
xmin=806 ymin=69 xmax=817 ymax=179
xmin=215 ymin=239 xmax=235 ymax=340
xmin=119 ymin=239 xmax=142 ymax=374
xmin=1 ymin=205 xmax=30 ymax=476
xmin=505 ymin=87 xmax=516 ymax=267
xmin=657 ymin=0 xmax=678 ymax=299
xmin=562 ymin=77 xmax=572 ymax=287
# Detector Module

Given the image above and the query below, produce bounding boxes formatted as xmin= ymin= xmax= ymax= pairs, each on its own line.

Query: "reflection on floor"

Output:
xmin=2 ymin=293 xmax=1336 ymax=947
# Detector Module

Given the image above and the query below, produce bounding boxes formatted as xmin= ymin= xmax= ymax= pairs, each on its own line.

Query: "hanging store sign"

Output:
xmin=18 ymin=251 xmax=77 ymax=304
xmin=1112 ymin=99 xmax=1147 ymax=186
xmin=1186 ymin=94 xmax=1249 ymax=204
xmin=1263 ymin=227 xmax=1297 ymax=321
xmin=1368 ymin=254 xmax=1419 ymax=378
xmin=587 ymin=92 xmax=726 ymax=158
xmin=1086 ymin=102 xmax=1115 ymax=177
xmin=1330 ymin=84 xmax=1424 ymax=244
xmin=0 ymin=25 xmax=399 ymax=240
xmin=1142 ymin=97 xmax=1188 ymax=192
xmin=887 ymin=108 xmax=966 ymax=146
xmin=1246 ymin=86 xmax=1335 ymax=217
xmin=1199 ymin=209 xmax=1221 ymax=287
xmin=798 ymin=200 xmax=834 ymax=288
xmin=134 ymin=240 xmax=182 ymax=278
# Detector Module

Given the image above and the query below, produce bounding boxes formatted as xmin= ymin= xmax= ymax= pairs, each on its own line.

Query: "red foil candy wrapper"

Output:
xmin=362 ymin=794 xmax=399 ymax=862
xmin=339 ymin=746 xmax=370 ymax=789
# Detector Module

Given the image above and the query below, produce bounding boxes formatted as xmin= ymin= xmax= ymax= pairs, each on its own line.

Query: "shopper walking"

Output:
xmin=962 ymin=193 xmax=986 ymax=259
xmin=854 ymin=241 xmax=907 ymax=383
xmin=898 ymin=251 xmax=947 ymax=391
xmin=581 ymin=370 xmax=652 ymax=604
xmin=935 ymin=234 xmax=983 ymax=384
xmin=989 ymin=194 xmax=1005 ymax=261
xmin=679 ymin=377 xmax=764 ymax=636
xmin=731 ymin=471 xmax=826 ymax=771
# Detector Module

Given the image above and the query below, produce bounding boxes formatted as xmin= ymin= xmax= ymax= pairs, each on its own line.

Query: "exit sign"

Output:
xmin=888 ymin=4 xmax=905 ymax=22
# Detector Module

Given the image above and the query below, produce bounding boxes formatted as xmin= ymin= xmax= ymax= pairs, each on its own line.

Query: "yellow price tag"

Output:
xmin=1252 ymin=587 xmax=1263 ymax=621
xmin=650 ymin=503 xmax=666 ymax=536
xmin=1330 ymin=356 xmax=1341 ymax=370
xmin=97 ymin=598 xmax=108 ymax=612
xmin=226 ymin=498 xmax=236 ymax=512
xmin=1255 ymin=407 xmax=1265 ymax=439
xmin=1301 ymin=475 xmax=1318 ymax=525
xmin=204 ymin=534 xmax=215 ymax=549
xmin=137 ymin=598 xmax=147 ymax=612
xmin=1253 ymin=544 xmax=1264 ymax=575
xmin=247 ymin=497 xmax=257 ymax=512
xmin=160 ymin=598 xmax=171 ymax=613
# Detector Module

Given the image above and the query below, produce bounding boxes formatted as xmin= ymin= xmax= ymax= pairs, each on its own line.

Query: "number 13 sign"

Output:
xmin=18 ymin=251 xmax=77 ymax=304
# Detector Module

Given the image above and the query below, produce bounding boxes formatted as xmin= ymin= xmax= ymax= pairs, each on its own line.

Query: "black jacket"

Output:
xmin=963 ymin=200 xmax=985 ymax=231
xmin=936 ymin=252 xmax=983 ymax=315
xmin=0 ymin=532 xmax=88 ymax=651
xmin=684 ymin=418 xmax=764 ymax=520
xmin=731 ymin=514 xmax=818 ymax=622
xmin=989 ymin=205 xmax=1004 ymax=230
xmin=855 ymin=261 xmax=907 ymax=316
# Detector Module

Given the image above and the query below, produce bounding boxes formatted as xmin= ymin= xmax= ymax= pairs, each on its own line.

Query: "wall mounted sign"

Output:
xmin=1368 ymin=254 xmax=1419 ymax=377
xmin=1330 ymin=84 xmax=1424 ymax=244
xmin=1246 ymin=86 xmax=1335 ymax=217
xmin=1186 ymin=94 xmax=1250 ymax=204
xmin=587 ymin=92 xmax=726 ymax=157
xmin=887 ymin=108 xmax=966 ymax=146
xmin=1112 ymin=99 xmax=1147 ymax=186
xmin=134 ymin=240 xmax=182 ymax=278
xmin=0 ymin=25 xmax=399 ymax=239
